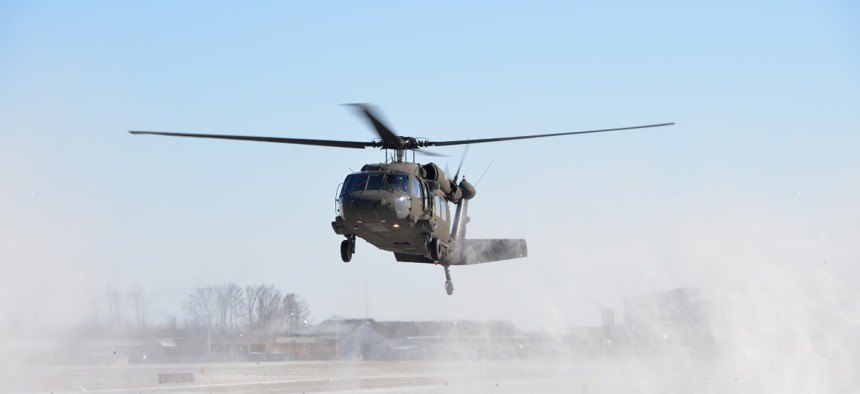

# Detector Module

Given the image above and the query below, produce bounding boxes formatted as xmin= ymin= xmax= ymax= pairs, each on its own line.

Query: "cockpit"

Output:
xmin=341 ymin=172 xmax=411 ymax=196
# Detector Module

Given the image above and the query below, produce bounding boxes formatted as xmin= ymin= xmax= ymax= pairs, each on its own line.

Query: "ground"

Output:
xmin=7 ymin=357 xmax=842 ymax=393
xmin=3 ymin=360 xmax=605 ymax=393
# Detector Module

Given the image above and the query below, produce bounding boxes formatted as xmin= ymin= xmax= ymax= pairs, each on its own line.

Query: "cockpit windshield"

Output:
xmin=342 ymin=173 xmax=368 ymax=195
xmin=340 ymin=172 xmax=410 ymax=197
xmin=367 ymin=173 xmax=384 ymax=191
xmin=384 ymin=174 xmax=409 ymax=192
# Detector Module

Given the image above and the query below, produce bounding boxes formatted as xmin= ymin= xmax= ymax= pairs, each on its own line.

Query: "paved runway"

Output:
xmin=3 ymin=360 xmax=607 ymax=393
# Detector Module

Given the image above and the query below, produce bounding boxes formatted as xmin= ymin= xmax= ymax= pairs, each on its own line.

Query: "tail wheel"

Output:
xmin=340 ymin=240 xmax=353 ymax=263
xmin=430 ymin=238 xmax=442 ymax=261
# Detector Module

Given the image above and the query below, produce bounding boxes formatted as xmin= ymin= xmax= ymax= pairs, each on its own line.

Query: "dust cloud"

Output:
xmin=2 ymin=158 xmax=858 ymax=393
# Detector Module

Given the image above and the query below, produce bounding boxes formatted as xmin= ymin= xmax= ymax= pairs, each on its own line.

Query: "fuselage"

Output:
xmin=331 ymin=162 xmax=451 ymax=259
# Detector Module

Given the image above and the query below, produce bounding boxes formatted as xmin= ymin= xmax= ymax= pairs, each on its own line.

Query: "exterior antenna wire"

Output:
xmin=475 ymin=158 xmax=496 ymax=186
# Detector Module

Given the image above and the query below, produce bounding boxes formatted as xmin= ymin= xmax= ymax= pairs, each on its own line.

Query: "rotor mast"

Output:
xmin=395 ymin=148 xmax=407 ymax=163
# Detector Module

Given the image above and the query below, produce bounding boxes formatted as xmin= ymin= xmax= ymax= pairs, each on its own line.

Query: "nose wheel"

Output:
xmin=340 ymin=236 xmax=356 ymax=263
xmin=443 ymin=265 xmax=454 ymax=295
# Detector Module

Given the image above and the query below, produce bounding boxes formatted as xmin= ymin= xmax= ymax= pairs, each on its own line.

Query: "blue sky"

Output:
xmin=1 ymin=1 xmax=858 ymax=331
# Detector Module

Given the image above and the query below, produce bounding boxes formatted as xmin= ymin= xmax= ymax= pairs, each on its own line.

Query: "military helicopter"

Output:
xmin=130 ymin=104 xmax=673 ymax=295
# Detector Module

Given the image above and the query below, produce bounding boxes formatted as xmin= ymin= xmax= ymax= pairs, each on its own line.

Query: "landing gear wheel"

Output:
xmin=340 ymin=239 xmax=353 ymax=263
xmin=429 ymin=238 xmax=442 ymax=261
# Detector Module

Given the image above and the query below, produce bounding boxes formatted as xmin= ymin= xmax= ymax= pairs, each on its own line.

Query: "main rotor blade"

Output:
xmin=428 ymin=123 xmax=675 ymax=147
xmin=345 ymin=103 xmax=400 ymax=143
xmin=129 ymin=131 xmax=371 ymax=149
xmin=416 ymin=149 xmax=448 ymax=157
xmin=453 ymin=145 xmax=470 ymax=181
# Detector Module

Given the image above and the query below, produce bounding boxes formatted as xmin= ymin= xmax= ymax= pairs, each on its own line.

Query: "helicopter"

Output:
xmin=130 ymin=104 xmax=673 ymax=295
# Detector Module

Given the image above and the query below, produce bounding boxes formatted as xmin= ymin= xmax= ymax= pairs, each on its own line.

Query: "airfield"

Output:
xmin=5 ymin=360 xmax=617 ymax=393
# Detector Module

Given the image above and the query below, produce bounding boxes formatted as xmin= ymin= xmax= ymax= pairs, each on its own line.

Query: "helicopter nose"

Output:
xmin=345 ymin=194 xmax=389 ymax=209
xmin=341 ymin=193 xmax=410 ymax=222
xmin=342 ymin=194 xmax=390 ymax=218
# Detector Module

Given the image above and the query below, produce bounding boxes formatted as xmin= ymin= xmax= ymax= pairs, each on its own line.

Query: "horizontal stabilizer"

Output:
xmin=455 ymin=239 xmax=528 ymax=265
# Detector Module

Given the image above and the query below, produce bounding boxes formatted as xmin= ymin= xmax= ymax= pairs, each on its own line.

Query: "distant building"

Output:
xmin=208 ymin=336 xmax=281 ymax=361
xmin=69 ymin=336 xmax=206 ymax=364
xmin=77 ymin=339 xmax=167 ymax=364
xmin=376 ymin=320 xmax=528 ymax=360
xmin=289 ymin=319 xmax=388 ymax=360
xmin=277 ymin=319 xmax=529 ymax=361
xmin=270 ymin=336 xmax=320 ymax=360
xmin=623 ymin=287 xmax=714 ymax=356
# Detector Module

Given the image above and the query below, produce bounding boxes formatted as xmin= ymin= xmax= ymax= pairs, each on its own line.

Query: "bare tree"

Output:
xmin=256 ymin=284 xmax=282 ymax=333
xmin=244 ymin=285 xmax=260 ymax=329
xmin=105 ymin=286 xmax=121 ymax=331
xmin=88 ymin=286 xmax=99 ymax=330
xmin=230 ymin=284 xmax=246 ymax=332
xmin=214 ymin=283 xmax=244 ymax=333
xmin=185 ymin=286 xmax=217 ymax=330
xmin=281 ymin=293 xmax=311 ymax=334
xmin=164 ymin=315 xmax=177 ymax=332
xmin=126 ymin=285 xmax=146 ymax=330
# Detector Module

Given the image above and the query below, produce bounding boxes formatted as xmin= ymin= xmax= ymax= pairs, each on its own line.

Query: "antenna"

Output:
xmin=475 ymin=158 xmax=496 ymax=186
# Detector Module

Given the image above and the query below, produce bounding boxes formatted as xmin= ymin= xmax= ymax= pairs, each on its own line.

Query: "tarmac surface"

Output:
xmin=3 ymin=360 xmax=609 ymax=393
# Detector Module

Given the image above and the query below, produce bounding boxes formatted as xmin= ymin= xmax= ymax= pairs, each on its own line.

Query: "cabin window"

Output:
xmin=410 ymin=177 xmax=422 ymax=199
xmin=434 ymin=195 xmax=448 ymax=222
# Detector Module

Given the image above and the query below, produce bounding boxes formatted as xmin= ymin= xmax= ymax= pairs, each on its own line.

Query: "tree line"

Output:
xmin=100 ymin=285 xmax=148 ymax=331
xmin=184 ymin=283 xmax=311 ymax=335
xmin=89 ymin=283 xmax=310 ymax=338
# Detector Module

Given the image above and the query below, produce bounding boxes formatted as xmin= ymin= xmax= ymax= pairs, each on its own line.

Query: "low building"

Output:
xmin=289 ymin=319 xmax=389 ymax=360
xmin=623 ymin=287 xmax=714 ymax=356
xmin=278 ymin=319 xmax=530 ymax=361
xmin=377 ymin=320 xmax=528 ymax=360
xmin=77 ymin=339 xmax=167 ymax=364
